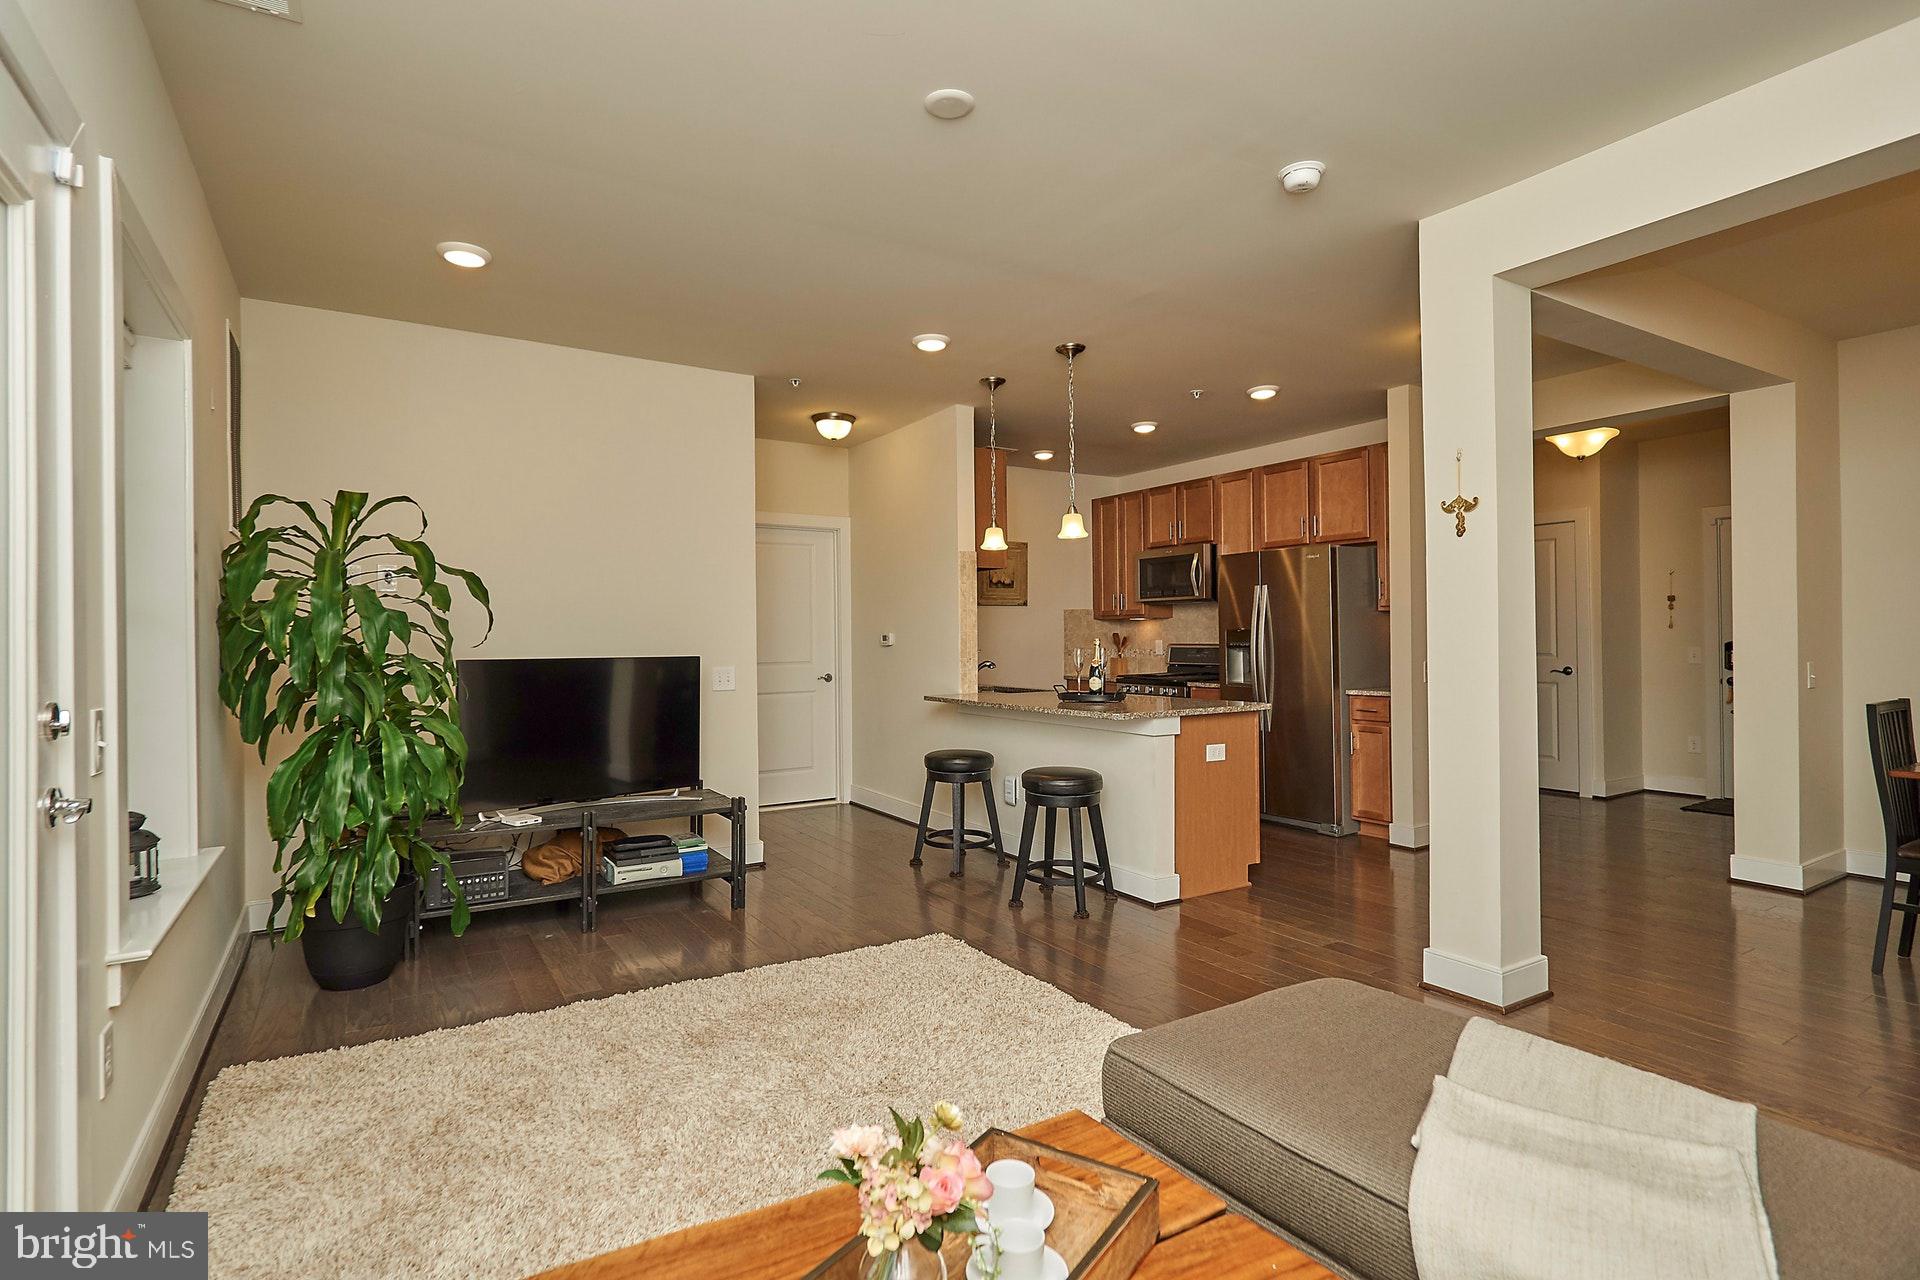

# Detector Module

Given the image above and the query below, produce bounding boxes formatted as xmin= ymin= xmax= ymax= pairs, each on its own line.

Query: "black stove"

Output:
xmin=1112 ymin=644 xmax=1221 ymax=698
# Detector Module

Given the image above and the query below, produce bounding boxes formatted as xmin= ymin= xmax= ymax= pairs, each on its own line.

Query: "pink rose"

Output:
xmin=922 ymin=1166 xmax=966 ymax=1216
xmin=957 ymin=1148 xmax=993 ymax=1201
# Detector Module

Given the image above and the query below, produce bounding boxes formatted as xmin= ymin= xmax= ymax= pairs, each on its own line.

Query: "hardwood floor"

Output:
xmin=146 ymin=791 xmax=1920 ymax=1207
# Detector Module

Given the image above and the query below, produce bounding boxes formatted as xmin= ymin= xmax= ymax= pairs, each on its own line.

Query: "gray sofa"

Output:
xmin=1102 ymin=978 xmax=1919 ymax=1280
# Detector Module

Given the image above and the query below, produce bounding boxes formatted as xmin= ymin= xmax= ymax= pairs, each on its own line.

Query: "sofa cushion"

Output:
xmin=1102 ymin=977 xmax=1920 ymax=1280
xmin=1103 ymin=979 xmax=1463 ymax=1280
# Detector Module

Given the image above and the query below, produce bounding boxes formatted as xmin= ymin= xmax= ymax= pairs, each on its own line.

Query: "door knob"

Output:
xmin=38 ymin=787 xmax=93 ymax=828
xmin=817 ymin=673 xmax=834 ymax=683
xmin=1551 ymin=666 xmax=1574 ymax=676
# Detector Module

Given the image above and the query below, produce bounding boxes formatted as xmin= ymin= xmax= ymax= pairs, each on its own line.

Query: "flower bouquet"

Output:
xmin=820 ymin=1102 xmax=994 ymax=1280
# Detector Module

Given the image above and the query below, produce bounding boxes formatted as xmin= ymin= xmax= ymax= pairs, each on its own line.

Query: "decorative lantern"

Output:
xmin=129 ymin=810 xmax=161 ymax=899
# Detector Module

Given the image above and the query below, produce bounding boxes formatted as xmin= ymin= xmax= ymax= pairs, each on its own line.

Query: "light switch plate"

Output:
xmin=1686 ymin=647 xmax=1701 ymax=665
xmin=711 ymin=666 xmax=736 ymax=691
xmin=1204 ymin=743 xmax=1227 ymax=762
xmin=1002 ymin=776 xmax=1017 ymax=804
xmin=1688 ymin=735 xmax=1702 ymax=754
xmin=90 ymin=708 xmax=106 ymax=776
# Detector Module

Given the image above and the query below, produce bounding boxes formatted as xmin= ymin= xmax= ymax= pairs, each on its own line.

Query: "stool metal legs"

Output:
xmin=911 ymin=773 xmax=1007 ymax=874
xmin=1010 ymin=797 xmax=1113 ymax=917
xmin=910 ymin=776 xmax=937 ymax=868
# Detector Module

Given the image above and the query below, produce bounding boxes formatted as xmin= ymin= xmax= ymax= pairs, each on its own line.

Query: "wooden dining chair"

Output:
xmin=1866 ymin=699 xmax=1920 ymax=974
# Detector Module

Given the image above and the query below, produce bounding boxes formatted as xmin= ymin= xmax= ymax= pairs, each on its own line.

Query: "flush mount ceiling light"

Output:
xmin=1056 ymin=342 xmax=1089 ymax=540
xmin=1132 ymin=421 xmax=1157 ymax=434
xmin=1247 ymin=385 xmax=1280 ymax=401
xmin=923 ymin=89 xmax=976 ymax=120
xmin=1545 ymin=426 xmax=1620 ymax=460
xmin=437 ymin=241 xmax=491 ymax=269
xmin=913 ymin=333 xmax=949 ymax=353
xmin=812 ymin=411 xmax=856 ymax=441
xmin=980 ymin=376 xmax=1008 ymax=553
xmin=1031 ymin=450 xmax=1055 ymax=461
xmin=1278 ymin=160 xmax=1325 ymax=193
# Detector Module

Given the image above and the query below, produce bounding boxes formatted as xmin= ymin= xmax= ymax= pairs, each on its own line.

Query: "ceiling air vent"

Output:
xmin=207 ymin=0 xmax=303 ymax=21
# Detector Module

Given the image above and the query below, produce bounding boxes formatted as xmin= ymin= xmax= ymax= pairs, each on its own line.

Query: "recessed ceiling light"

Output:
xmin=1131 ymin=421 xmax=1157 ymax=434
xmin=1032 ymin=450 xmax=1055 ymax=461
xmin=1247 ymin=385 xmax=1280 ymax=401
xmin=437 ymin=241 xmax=490 ymax=269
xmin=1278 ymin=160 xmax=1325 ymax=193
xmin=924 ymin=89 xmax=976 ymax=120
xmin=811 ymin=411 xmax=856 ymax=441
xmin=912 ymin=333 xmax=949 ymax=353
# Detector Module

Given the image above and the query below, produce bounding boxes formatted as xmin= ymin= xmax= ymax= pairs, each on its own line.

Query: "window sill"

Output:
xmin=109 ymin=844 xmax=230 ymax=966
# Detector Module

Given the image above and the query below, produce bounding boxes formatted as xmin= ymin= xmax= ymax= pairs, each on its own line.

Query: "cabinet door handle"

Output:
xmin=1313 ymin=515 xmax=1320 ymax=538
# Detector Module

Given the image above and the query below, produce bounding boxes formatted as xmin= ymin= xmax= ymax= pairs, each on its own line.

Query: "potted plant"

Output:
xmin=216 ymin=490 xmax=492 ymax=989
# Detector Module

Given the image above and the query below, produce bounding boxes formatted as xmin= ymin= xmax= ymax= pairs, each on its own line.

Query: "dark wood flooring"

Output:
xmin=146 ymin=792 xmax=1920 ymax=1206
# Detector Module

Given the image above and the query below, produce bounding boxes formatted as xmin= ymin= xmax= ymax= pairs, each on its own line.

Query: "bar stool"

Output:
xmin=1011 ymin=766 xmax=1117 ymax=919
xmin=911 ymin=749 xmax=1009 ymax=877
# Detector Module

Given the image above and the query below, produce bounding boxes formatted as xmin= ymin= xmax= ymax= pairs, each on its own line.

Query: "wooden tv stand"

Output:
xmin=414 ymin=786 xmax=748 ymax=936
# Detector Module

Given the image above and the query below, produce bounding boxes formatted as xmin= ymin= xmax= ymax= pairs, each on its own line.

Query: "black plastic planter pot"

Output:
xmin=300 ymin=874 xmax=415 ymax=991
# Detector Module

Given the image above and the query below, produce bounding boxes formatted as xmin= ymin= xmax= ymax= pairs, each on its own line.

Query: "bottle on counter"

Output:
xmin=1088 ymin=637 xmax=1107 ymax=693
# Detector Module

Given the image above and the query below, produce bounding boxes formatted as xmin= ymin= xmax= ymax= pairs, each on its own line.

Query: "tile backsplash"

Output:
xmin=1062 ymin=603 xmax=1218 ymax=677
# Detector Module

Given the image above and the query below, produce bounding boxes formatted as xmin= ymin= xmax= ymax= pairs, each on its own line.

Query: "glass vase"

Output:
xmin=864 ymin=1243 xmax=947 ymax=1280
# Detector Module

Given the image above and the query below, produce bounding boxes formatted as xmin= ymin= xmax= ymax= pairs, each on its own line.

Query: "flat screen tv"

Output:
xmin=455 ymin=656 xmax=701 ymax=811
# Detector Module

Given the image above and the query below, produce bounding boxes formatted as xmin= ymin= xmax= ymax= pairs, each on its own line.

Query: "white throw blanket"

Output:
xmin=1407 ymin=1018 xmax=1780 ymax=1280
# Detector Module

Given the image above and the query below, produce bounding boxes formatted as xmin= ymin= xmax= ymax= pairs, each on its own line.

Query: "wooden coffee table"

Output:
xmin=530 ymin=1111 xmax=1330 ymax=1279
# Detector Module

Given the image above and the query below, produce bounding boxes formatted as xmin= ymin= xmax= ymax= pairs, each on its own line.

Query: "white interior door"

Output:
xmin=1714 ymin=513 xmax=1734 ymax=800
xmin=755 ymin=524 xmax=840 ymax=805
xmin=0 ymin=66 xmax=82 ymax=1210
xmin=1534 ymin=520 xmax=1581 ymax=793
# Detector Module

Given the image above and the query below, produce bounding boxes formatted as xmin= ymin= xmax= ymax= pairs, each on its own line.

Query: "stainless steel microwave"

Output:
xmin=1137 ymin=543 xmax=1215 ymax=603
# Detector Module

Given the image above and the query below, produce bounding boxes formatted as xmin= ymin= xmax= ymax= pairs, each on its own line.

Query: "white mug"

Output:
xmin=985 ymin=1158 xmax=1036 ymax=1220
xmin=983 ymin=1219 xmax=1045 ymax=1280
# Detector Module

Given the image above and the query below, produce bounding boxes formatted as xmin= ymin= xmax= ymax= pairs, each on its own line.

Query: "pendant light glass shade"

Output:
xmin=1545 ymin=426 xmax=1619 ymax=460
xmin=1056 ymin=342 xmax=1087 ymax=540
xmin=980 ymin=375 xmax=1007 ymax=552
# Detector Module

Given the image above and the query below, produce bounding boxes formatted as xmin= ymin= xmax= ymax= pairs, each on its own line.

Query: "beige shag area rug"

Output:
xmin=170 ymin=934 xmax=1134 ymax=1279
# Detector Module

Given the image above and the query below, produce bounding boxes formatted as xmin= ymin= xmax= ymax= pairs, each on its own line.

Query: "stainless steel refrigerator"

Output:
xmin=1219 ymin=545 xmax=1391 ymax=834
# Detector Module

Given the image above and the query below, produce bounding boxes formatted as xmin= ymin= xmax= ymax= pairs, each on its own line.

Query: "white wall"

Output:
xmin=756 ymin=438 xmax=849 ymax=518
xmin=238 ymin=300 xmax=762 ymax=902
xmin=13 ymin=0 xmax=249 ymax=1210
xmin=1840 ymin=323 xmax=1920 ymax=867
xmin=848 ymin=405 xmax=975 ymax=820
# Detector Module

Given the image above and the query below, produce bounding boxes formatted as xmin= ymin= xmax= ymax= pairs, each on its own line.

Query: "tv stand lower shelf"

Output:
xmin=413 ymin=787 xmax=748 ymax=938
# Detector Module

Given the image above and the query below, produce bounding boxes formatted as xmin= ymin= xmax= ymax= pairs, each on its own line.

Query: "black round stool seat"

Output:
xmin=925 ymin=748 xmax=994 ymax=777
xmin=1021 ymin=766 xmax=1103 ymax=798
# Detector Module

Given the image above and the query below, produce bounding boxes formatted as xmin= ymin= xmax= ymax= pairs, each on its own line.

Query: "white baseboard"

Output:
xmin=1728 ymin=848 xmax=1848 ymax=893
xmin=1641 ymin=774 xmax=1705 ymax=797
xmin=1599 ymin=774 xmax=1644 ymax=798
xmin=852 ymin=783 xmax=981 ymax=829
xmin=1846 ymin=848 xmax=1914 ymax=882
xmin=1109 ymin=866 xmax=1180 ymax=905
xmin=1421 ymin=948 xmax=1550 ymax=1010
xmin=1388 ymin=821 xmax=1429 ymax=849
xmin=109 ymin=907 xmax=249 ymax=1211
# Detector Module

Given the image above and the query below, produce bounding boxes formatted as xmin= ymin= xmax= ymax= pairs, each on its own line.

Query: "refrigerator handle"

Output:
xmin=1253 ymin=582 xmax=1272 ymax=733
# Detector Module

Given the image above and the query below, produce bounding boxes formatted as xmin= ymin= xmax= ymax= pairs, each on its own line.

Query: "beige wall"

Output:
xmin=238 ymin=300 xmax=762 ymax=903
xmin=848 ymin=405 xmax=975 ymax=819
xmin=15 ymin=0 xmax=250 ymax=1209
xmin=1840 ymin=323 xmax=1920 ymax=866
xmin=756 ymin=438 xmax=849 ymax=517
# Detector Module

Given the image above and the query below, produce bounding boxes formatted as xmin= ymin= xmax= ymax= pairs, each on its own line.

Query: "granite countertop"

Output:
xmin=1346 ymin=689 xmax=1391 ymax=697
xmin=926 ymin=691 xmax=1269 ymax=722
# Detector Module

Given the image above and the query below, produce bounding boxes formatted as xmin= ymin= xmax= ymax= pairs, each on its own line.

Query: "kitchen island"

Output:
xmin=924 ymin=691 xmax=1268 ymax=903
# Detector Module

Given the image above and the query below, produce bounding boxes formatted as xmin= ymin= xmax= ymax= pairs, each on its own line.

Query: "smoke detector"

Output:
xmin=1278 ymin=160 xmax=1325 ymax=193
xmin=924 ymin=89 xmax=976 ymax=120
xmin=207 ymin=0 xmax=303 ymax=20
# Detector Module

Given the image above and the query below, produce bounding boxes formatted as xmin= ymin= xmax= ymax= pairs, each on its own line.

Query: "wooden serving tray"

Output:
xmin=805 ymin=1129 xmax=1159 ymax=1279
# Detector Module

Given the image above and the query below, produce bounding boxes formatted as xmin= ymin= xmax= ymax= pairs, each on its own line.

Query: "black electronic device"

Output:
xmin=425 ymin=849 xmax=512 ymax=910
xmin=455 ymin=656 xmax=701 ymax=811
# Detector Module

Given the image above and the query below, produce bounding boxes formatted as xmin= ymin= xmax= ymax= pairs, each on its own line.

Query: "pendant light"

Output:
xmin=1056 ymin=342 xmax=1088 ymax=539
xmin=979 ymin=376 xmax=1009 ymax=552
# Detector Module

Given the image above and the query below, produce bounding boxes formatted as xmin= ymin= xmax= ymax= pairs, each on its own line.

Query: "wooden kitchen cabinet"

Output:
xmin=973 ymin=447 xmax=1010 ymax=570
xmin=1348 ymin=694 xmax=1391 ymax=838
xmin=1370 ymin=443 xmax=1389 ymax=610
xmin=1177 ymin=477 xmax=1217 ymax=543
xmin=1116 ymin=489 xmax=1169 ymax=618
xmin=1311 ymin=447 xmax=1374 ymax=543
xmin=1090 ymin=494 xmax=1169 ymax=621
xmin=1214 ymin=469 xmax=1256 ymax=556
xmin=1141 ymin=478 xmax=1216 ymax=548
xmin=1143 ymin=485 xmax=1181 ymax=548
xmin=1255 ymin=460 xmax=1310 ymax=548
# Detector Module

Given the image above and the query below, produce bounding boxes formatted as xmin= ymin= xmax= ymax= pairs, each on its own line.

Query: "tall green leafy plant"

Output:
xmin=217 ymin=491 xmax=492 ymax=940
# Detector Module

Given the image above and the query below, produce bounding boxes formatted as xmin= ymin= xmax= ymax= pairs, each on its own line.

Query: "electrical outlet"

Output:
xmin=1002 ymin=776 xmax=1017 ymax=805
xmin=99 ymin=1023 xmax=113 ymax=1099
xmin=1205 ymin=742 xmax=1227 ymax=763
xmin=1686 ymin=647 xmax=1701 ymax=665
xmin=1687 ymin=735 xmax=1702 ymax=755
xmin=879 ymin=632 xmax=896 ymax=647
xmin=710 ymin=666 xmax=736 ymax=691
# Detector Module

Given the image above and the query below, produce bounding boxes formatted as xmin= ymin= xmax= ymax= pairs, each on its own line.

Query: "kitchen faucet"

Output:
xmin=978 ymin=660 xmax=996 ymax=671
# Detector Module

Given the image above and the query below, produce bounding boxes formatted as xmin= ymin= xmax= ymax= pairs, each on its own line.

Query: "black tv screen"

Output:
xmin=455 ymin=656 xmax=701 ymax=811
